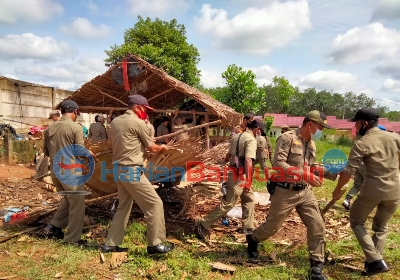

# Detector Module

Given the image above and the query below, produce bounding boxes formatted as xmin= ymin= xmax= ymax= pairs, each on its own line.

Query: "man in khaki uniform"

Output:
xmin=101 ymin=95 xmax=174 ymax=255
xmin=255 ymin=132 xmax=269 ymax=176
xmin=39 ymin=100 xmax=92 ymax=244
xmin=332 ymin=108 xmax=400 ymax=276
xmin=197 ymin=118 xmax=264 ymax=239
xmin=35 ymin=110 xmax=61 ymax=180
xmin=89 ymin=115 xmax=107 ymax=143
xmin=266 ymin=135 xmax=273 ymax=163
xmin=156 ymin=116 xmax=170 ymax=144
xmin=240 ymin=114 xmax=254 ymax=132
xmin=246 ymin=111 xmax=337 ymax=280
xmin=106 ymin=108 xmax=117 ymax=136
xmin=171 ymin=110 xmax=196 ymax=141
xmin=48 ymin=110 xmax=60 ymax=122
xmin=342 ymin=125 xmax=387 ymax=212
xmin=281 ymin=125 xmax=289 ymax=134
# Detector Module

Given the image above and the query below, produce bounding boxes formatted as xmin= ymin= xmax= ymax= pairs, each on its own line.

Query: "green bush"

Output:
xmin=336 ymin=135 xmax=353 ymax=147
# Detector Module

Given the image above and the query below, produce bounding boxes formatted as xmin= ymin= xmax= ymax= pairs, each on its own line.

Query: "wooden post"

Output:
xmin=217 ymin=124 xmax=221 ymax=144
xmin=4 ymin=129 xmax=13 ymax=164
xmin=222 ymin=126 xmax=226 ymax=142
xmin=205 ymin=114 xmax=210 ymax=149
xmin=0 ymin=89 xmax=4 ymax=124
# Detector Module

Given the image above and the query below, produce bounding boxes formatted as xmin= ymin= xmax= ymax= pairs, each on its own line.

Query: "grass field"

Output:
xmin=0 ymin=140 xmax=399 ymax=280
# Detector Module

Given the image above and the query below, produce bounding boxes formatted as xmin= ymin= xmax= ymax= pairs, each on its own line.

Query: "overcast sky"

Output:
xmin=0 ymin=0 xmax=399 ymax=110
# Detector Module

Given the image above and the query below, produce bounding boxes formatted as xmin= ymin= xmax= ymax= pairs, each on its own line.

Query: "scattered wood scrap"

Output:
xmin=0 ymin=227 xmax=41 ymax=243
xmin=110 ymin=252 xmax=127 ymax=269
xmin=209 ymin=262 xmax=236 ymax=273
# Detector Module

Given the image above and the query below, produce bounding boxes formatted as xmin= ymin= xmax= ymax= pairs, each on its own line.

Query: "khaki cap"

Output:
xmin=304 ymin=110 xmax=332 ymax=129
xmin=48 ymin=110 xmax=60 ymax=119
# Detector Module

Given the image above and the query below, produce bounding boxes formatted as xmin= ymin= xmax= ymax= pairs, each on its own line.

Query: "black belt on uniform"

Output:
xmin=275 ymin=182 xmax=307 ymax=191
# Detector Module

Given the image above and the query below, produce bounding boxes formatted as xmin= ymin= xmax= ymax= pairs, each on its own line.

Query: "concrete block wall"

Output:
xmin=0 ymin=77 xmax=99 ymax=133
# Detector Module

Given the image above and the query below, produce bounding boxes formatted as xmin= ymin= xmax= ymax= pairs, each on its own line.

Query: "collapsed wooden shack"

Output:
xmin=59 ymin=54 xmax=242 ymax=197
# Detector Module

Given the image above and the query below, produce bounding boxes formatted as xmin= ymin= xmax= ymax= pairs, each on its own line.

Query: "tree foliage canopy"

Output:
xmin=210 ymin=64 xmax=264 ymax=114
xmin=104 ymin=16 xmax=201 ymax=86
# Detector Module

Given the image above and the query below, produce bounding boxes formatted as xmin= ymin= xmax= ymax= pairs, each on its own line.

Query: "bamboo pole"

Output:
xmin=154 ymin=120 xmax=221 ymax=141
xmin=147 ymin=88 xmax=174 ymax=101
xmin=205 ymin=114 xmax=210 ymax=149
xmin=217 ymin=124 xmax=221 ymax=145
xmin=96 ymin=88 xmax=128 ymax=106
xmin=78 ymin=106 xmax=215 ymax=116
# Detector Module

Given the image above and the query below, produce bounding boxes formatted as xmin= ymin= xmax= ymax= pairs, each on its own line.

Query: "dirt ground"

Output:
xmin=0 ymin=164 xmax=343 ymax=245
xmin=0 ymin=164 xmax=36 ymax=179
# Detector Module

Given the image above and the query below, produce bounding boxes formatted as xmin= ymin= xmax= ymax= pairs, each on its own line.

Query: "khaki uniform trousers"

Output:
xmin=49 ymin=165 xmax=85 ymax=243
xmin=350 ymin=196 xmax=400 ymax=262
xmin=105 ymin=168 xmax=166 ymax=247
xmin=200 ymin=170 xmax=255 ymax=230
xmin=253 ymin=186 xmax=325 ymax=262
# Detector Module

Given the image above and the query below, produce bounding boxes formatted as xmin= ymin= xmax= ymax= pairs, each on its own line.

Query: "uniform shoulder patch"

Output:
xmin=279 ymin=134 xmax=292 ymax=150
xmin=293 ymin=140 xmax=302 ymax=146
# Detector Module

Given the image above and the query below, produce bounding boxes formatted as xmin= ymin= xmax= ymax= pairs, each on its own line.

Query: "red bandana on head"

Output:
xmin=134 ymin=106 xmax=147 ymax=120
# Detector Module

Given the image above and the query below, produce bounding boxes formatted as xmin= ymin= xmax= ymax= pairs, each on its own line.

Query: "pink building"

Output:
xmin=260 ymin=113 xmax=400 ymax=139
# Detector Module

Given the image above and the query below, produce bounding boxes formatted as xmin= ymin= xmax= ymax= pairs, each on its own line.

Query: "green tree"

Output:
xmin=263 ymin=116 xmax=274 ymax=134
xmin=217 ymin=64 xmax=264 ymax=114
xmin=263 ymin=76 xmax=298 ymax=113
xmin=385 ymin=111 xmax=400 ymax=121
xmin=104 ymin=16 xmax=201 ymax=86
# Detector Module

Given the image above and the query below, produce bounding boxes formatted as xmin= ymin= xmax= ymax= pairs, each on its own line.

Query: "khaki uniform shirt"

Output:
xmin=228 ymin=130 xmax=257 ymax=161
xmin=156 ymin=124 xmax=169 ymax=141
xmin=111 ymin=110 xmax=154 ymax=166
xmin=89 ymin=122 xmax=107 ymax=144
xmin=43 ymin=116 xmax=85 ymax=160
xmin=354 ymin=163 xmax=366 ymax=190
xmin=256 ymin=135 xmax=268 ymax=159
xmin=343 ymin=127 xmax=400 ymax=200
xmin=273 ymin=129 xmax=336 ymax=184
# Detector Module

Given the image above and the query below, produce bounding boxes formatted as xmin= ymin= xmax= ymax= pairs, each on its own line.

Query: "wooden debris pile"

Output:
xmin=83 ymin=135 xmax=232 ymax=196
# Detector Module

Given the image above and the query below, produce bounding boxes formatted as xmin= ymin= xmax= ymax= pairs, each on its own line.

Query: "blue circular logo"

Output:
xmin=322 ymin=148 xmax=348 ymax=173
xmin=53 ymin=144 xmax=95 ymax=186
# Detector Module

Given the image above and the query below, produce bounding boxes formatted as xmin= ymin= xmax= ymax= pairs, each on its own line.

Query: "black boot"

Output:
xmin=147 ymin=243 xmax=174 ymax=255
xmin=308 ymin=259 xmax=327 ymax=280
xmin=246 ymin=234 xmax=258 ymax=259
xmin=37 ymin=224 xmax=64 ymax=239
xmin=342 ymin=196 xmax=351 ymax=211
xmin=363 ymin=259 xmax=390 ymax=276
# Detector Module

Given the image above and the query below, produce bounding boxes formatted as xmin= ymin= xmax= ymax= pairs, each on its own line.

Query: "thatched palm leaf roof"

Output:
xmin=62 ymin=54 xmax=242 ymax=127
